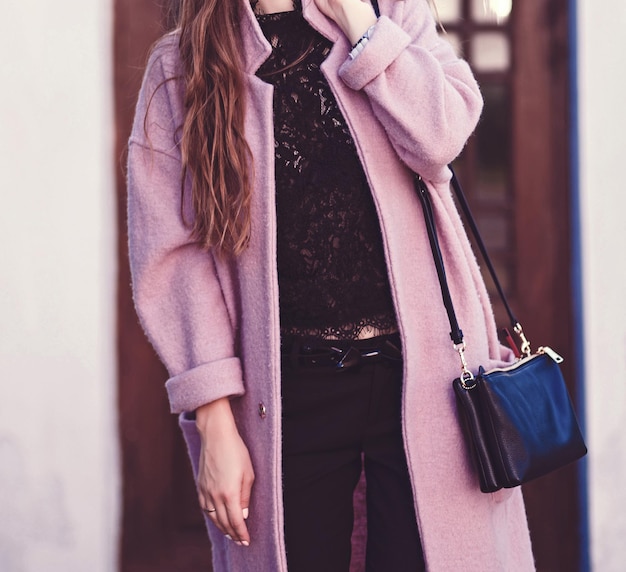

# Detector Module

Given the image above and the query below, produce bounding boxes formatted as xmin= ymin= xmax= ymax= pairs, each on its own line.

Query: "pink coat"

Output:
xmin=127 ymin=0 xmax=535 ymax=569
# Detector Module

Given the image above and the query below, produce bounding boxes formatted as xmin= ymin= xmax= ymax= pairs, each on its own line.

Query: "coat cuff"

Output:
xmin=165 ymin=357 xmax=245 ymax=413
xmin=339 ymin=16 xmax=411 ymax=91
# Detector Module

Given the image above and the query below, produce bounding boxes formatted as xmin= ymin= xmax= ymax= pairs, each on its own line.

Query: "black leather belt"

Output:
xmin=281 ymin=332 xmax=402 ymax=373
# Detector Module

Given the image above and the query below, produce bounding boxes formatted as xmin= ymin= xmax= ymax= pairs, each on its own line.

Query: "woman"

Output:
xmin=127 ymin=0 xmax=535 ymax=569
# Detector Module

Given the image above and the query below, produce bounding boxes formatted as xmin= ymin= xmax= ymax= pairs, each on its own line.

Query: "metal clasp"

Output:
xmin=539 ymin=346 xmax=564 ymax=363
xmin=454 ymin=341 xmax=476 ymax=389
xmin=513 ymin=323 xmax=532 ymax=358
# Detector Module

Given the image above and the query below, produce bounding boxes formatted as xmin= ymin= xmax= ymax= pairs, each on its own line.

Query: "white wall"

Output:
xmin=577 ymin=1 xmax=626 ymax=570
xmin=0 ymin=1 xmax=118 ymax=571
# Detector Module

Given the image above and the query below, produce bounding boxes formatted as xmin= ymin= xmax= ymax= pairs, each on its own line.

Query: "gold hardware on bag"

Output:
xmin=513 ymin=322 xmax=532 ymax=357
xmin=539 ymin=346 xmax=564 ymax=364
xmin=454 ymin=341 xmax=476 ymax=389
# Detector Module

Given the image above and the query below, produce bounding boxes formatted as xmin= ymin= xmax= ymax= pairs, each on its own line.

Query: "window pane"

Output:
xmin=474 ymin=83 xmax=511 ymax=203
xmin=436 ymin=0 xmax=462 ymax=23
xmin=471 ymin=32 xmax=510 ymax=72
xmin=471 ymin=0 xmax=512 ymax=24
xmin=476 ymin=213 xmax=509 ymax=251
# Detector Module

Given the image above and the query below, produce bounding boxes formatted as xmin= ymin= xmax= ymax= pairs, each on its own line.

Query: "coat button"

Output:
xmin=258 ymin=402 xmax=267 ymax=419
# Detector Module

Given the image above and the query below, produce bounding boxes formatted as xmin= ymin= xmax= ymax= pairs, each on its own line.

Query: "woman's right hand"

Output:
xmin=195 ymin=397 xmax=255 ymax=547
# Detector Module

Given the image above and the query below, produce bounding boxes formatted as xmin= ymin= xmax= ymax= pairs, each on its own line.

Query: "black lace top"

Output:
xmin=256 ymin=5 xmax=397 ymax=340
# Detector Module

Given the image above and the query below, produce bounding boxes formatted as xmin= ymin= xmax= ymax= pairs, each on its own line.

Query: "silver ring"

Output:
xmin=204 ymin=507 xmax=217 ymax=513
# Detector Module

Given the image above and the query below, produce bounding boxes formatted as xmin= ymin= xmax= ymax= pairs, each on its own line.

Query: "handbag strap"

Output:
xmin=368 ymin=0 xmax=531 ymax=360
xmin=416 ymin=169 xmax=532 ymax=369
xmin=415 ymin=176 xmax=464 ymax=346
xmin=448 ymin=169 xmax=520 ymax=331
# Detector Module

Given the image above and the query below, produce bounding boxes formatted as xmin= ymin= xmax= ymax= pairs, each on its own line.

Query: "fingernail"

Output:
xmin=243 ymin=508 xmax=249 ymax=520
xmin=225 ymin=534 xmax=232 ymax=541
xmin=235 ymin=541 xmax=243 ymax=546
xmin=242 ymin=540 xmax=250 ymax=547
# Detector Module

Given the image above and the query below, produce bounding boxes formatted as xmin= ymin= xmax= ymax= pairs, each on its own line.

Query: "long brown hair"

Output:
xmin=167 ymin=0 xmax=438 ymax=255
xmin=173 ymin=0 xmax=253 ymax=255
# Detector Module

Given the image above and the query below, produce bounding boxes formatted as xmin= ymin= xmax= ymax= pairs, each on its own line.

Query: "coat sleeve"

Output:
xmin=127 ymin=40 xmax=244 ymax=414
xmin=338 ymin=0 xmax=483 ymax=180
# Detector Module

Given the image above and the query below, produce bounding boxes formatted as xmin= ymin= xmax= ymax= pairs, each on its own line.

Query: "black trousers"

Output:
xmin=281 ymin=349 xmax=425 ymax=572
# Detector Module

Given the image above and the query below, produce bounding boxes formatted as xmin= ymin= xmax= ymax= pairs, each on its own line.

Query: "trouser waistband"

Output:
xmin=281 ymin=332 xmax=402 ymax=373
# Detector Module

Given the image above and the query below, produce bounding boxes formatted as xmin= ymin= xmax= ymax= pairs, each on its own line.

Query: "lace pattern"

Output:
xmin=256 ymin=7 xmax=398 ymax=340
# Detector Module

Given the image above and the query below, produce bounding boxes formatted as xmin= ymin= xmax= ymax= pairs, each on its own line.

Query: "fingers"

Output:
xmin=201 ymin=494 xmax=251 ymax=546
xmin=240 ymin=468 xmax=255 ymax=519
xmin=225 ymin=502 xmax=251 ymax=546
xmin=199 ymin=470 xmax=254 ymax=546
xmin=193 ymin=403 xmax=255 ymax=547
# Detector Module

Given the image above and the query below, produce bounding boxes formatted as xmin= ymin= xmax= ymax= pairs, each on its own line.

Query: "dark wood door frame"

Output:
xmin=513 ymin=1 xmax=585 ymax=570
xmin=113 ymin=1 xmax=213 ymax=570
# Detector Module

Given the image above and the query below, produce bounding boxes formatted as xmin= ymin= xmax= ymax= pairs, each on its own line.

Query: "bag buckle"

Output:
xmin=454 ymin=341 xmax=476 ymax=389
xmin=513 ymin=322 xmax=532 ymax=358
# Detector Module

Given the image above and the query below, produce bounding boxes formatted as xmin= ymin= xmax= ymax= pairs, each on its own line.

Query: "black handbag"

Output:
xmin=416 ymin=170 xmax=587 ymax=493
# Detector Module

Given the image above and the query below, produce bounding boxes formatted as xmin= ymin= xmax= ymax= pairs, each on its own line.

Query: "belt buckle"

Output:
xmin=335 ymin=346 xmax=361 ymax=370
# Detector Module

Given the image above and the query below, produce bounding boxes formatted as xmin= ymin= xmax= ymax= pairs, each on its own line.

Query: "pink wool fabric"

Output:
xmin=127 ymin=0 xmax=536 ymax=569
